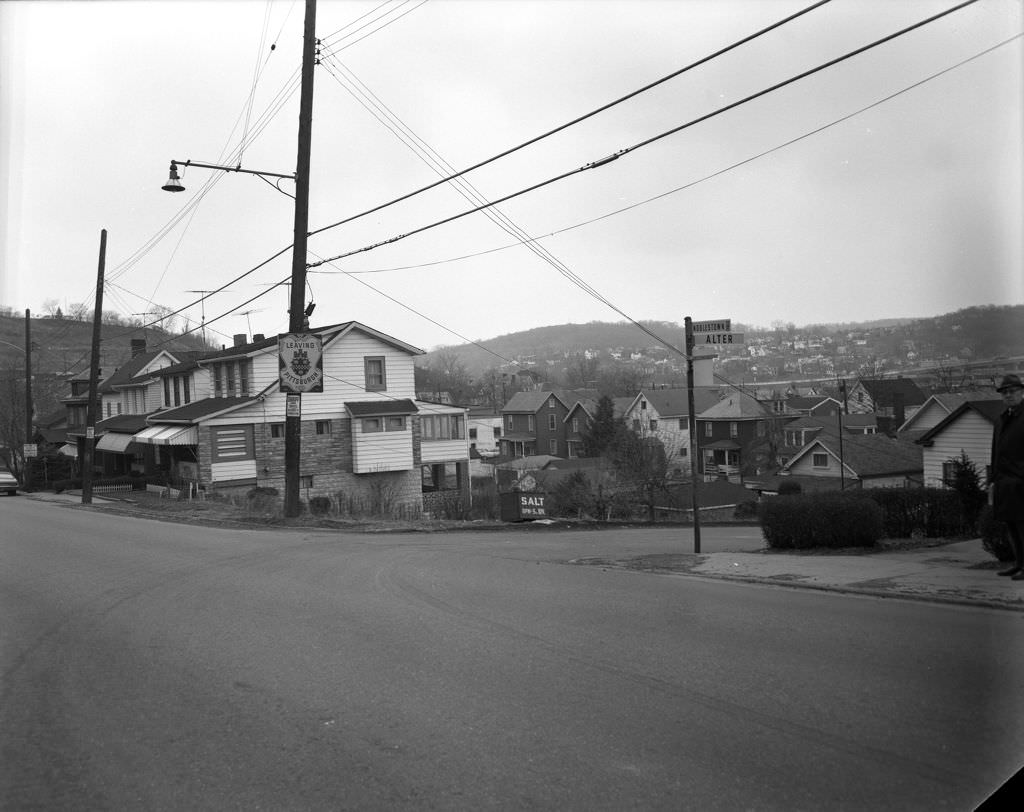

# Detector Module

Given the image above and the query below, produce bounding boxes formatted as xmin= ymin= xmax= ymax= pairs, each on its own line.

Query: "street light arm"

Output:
xmin=171 ymin=159 xmax=296 ymax=181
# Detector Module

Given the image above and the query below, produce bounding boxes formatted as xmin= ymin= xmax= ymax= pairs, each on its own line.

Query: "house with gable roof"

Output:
xmin=781 ymin=432 xmax=923 ymax=488
xmin=694 ymin=389 xmax=778 ymax=481
xmin=914 ymin=398 xmax=1003 ymax=488
xmin=846 ymin=377 xmax=927 ymax=432
xmin=499 ymin=390 xmax=576 ymax=458
xmin=622 ymin=387 xmax=720 ymax=468
xmin=129 ymin=321 xmax=470 ymax=513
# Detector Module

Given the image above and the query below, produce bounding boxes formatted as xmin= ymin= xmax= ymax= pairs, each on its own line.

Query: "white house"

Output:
xmin=915 ymin=398 xmax=1003 ymax=488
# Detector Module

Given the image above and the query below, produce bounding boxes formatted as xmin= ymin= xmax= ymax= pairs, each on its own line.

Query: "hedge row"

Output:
xmin=862 ymin=488 xmax=980 ymax=539
xmin=759 ymin=493 xmax=883 ymax=549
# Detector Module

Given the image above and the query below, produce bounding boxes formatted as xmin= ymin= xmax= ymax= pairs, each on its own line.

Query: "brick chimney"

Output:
xmin=253 ymin=334 xmax=265 ymax=342
xmin=130 ymin=339 xmax=146 ymax=358
xmin=233 ymin=333 xmax=247 ymax=347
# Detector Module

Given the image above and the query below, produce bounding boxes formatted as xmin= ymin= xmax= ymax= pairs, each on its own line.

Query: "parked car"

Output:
xmin=0 ymin=468 xmax=19 ymax=496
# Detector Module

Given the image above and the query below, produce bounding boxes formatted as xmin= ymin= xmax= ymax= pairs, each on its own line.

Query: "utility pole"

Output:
xmin=284 ymin=0 xmax=317 ymax=518
xmin=685 ymin=317 xmax=702 ymax=554
xmin=82 ymin=229 xmax=107 ymax=505
xmin=24 ymin=309 xmax=33 ymax=491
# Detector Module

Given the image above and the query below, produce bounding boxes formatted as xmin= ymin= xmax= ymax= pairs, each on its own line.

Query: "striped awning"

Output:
xmin=133 ymin=425 xmax=198 ymax=446
xmin=96 ymin=432 xmax=136 ymax=453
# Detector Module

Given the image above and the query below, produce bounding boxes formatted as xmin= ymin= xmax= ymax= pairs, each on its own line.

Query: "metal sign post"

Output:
xmin=684 ymin=316 xmax=702 ymax=554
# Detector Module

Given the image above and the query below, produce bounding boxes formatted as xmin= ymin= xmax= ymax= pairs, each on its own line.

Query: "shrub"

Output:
xmin=865 ymin=488 xmax=975 ymax=539
xmin=246 ymin=486 xmax=282 ymax=518
xmin=548 ymin=471 xmax=594 ymax=519
xmin=777 ymin=479 xmax=802 ymax=496
xmin=734 ymin=500 xmax=759 ymax=519
xmin=759 ymin=492 xmax=884 ymax=549
xmin=979 ymin=505 xmax=1015 ymax=562
xmin=309 ymin=495 xmax=332 ymax=516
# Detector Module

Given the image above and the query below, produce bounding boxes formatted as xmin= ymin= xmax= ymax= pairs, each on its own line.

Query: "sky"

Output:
xmin=1 ymin=0 xmax=1021 ymax=354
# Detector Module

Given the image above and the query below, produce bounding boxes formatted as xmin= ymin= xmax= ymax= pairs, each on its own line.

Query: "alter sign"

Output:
xmin=701 ymin=332 xmax=745 ymax=345
xmin=692 ymin=319 xmax=731 ymax=333
xmin=279 ymin=333 xmax=324 ymax=393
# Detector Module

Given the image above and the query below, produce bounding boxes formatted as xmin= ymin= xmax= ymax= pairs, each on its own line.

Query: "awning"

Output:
xmin=96 ymin=432 xmax=136 ymax=453
xmin=58 ymin=443 xmax=78 ymax=458
xmin=703 ymin=439 xmax=741 ymax=450
xmin=133 ymin=425 xmax=198 ymax=445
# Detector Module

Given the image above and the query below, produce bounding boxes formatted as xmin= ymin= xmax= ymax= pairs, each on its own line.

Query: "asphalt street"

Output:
xmin=2 ymin=496 xmax=1022 ymax=810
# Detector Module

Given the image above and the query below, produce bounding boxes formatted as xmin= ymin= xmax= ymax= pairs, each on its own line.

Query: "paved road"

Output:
xmin=3 ymin=497 xmax=1022 ymax=810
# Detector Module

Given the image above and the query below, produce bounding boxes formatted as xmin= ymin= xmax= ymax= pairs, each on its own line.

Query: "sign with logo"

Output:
xmin=700 ymin=332 xmax=745 ymax=345
xmin=692 ymin=319 xmax=731 ymax=333
xmin=279 ymin=333 xmax=324 ymax=393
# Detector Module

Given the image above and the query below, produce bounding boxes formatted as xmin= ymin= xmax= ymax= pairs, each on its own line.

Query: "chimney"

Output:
xmin=253 ymin=333 xmax=265 ymax=342
xmin=233 ymin=333 xmax=247 ymax=347
xmin=130 ymin=339 xmax=146 ymax=358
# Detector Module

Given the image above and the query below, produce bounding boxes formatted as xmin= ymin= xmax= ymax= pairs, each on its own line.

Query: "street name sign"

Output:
xmin=692 ymin=319 xmax=731 ymax=333
xmin=700 ymin=332 xmax=745 ymax=345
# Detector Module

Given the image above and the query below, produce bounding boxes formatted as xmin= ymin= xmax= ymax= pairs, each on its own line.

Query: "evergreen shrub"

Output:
xmin=759 ymin=492 xmax=883 ymax=549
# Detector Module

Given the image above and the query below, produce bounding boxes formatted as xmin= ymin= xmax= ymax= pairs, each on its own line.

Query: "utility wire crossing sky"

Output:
xmin=1 ymin=0 xmax=1021 ymax=353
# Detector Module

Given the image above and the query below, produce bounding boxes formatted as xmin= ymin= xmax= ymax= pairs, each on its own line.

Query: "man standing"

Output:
xmin=992 ymin=373 xmax=1024 ymax=579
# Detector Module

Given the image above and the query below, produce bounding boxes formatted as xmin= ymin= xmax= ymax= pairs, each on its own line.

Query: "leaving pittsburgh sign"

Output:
xmin=278 ymin=333 xmax=324 ymax=393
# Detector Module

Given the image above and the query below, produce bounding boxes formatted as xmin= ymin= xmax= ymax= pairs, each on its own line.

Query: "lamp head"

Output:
xmin=161 ymin=161 xmax=185 ymax=193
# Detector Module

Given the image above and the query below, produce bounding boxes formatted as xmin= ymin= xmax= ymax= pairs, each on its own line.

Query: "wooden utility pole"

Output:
xmin=24 ymin=309 xmax=33 ymax=491
xmin=284 ymin=0 xmax=317 ymax=518
xmin=82 ymin=229 xmax=107 ymax=505
xmin=685 ymin=316 xmax=702 ymax=553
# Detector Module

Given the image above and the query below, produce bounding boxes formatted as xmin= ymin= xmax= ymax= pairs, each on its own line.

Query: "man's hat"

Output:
xmin=996 ymin=373 xmax=1023 ymax=392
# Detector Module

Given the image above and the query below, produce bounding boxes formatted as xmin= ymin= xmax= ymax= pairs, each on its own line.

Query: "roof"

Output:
xmin=346 ymin=399 xmax=417 ymax=417
xmin=916 ymin=398 xmax=1005 ymax=445
xmin=199 ymin=321 xmax=425 ymax=362
xmin=698 ymin=391 xmax=771 ymax=420
xmin=632 ymin=387 xmax=720 ymax=419
xmin=97 ymin=350 xmax=170 ymax=393
xmin=502 ymin=390 xmax=570 ymax=413
xmin=494 ymin=454 xmax=562 ymax=470
xmin=149 ymin=396 xmax=261 ymax=423
xmin=786 ymin=433 xmax=923 ymax=477
xmin=95 ymin=414 xmax=151 ymax=433
xmin=854 ymin=378 xmax=927 ymax=406
xmin=785 ymin=395 xmax=839 ymax=412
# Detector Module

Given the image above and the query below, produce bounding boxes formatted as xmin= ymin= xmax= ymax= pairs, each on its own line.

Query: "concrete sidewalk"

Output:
xmin=684 ymin=540 xmax=1024 ymax=611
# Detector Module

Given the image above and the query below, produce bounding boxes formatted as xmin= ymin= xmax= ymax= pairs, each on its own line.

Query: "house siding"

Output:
xmin=921 ymin=412 xmax=994 ymax=487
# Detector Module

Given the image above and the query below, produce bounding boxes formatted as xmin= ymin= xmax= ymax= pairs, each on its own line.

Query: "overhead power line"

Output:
xmin=308 ymin=0 xmax=834 ymax=239
xmin=308 ymin=0 xmax=980 ymax=269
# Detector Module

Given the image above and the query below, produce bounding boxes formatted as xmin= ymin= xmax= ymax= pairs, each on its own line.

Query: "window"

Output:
xmin=548 ymin=397 xmax=556 ymax=408
xmin=364 ymin=356 xmax=386 ymax=391
xmin=679 ymin=418 xmax=686 ymax=429
xmin=164 ymin=378 xmax=171 ymax=406
xmin=387 ymin=416 xmax=406 ymax=431
xmin=572 ymin=418 xmax=580 ymax=433
xmin=299 ymin=475 xmax=313 ymax=489
xmin=705 ymin=423 xmax=713 ymax=437
xmin=271 ymin=423 xmax=285 ymax=438
xmin=362 ymin=417 xmax=382 ymax=433
xmin=549 ymin=439 xmax=558 ymax=454
xmin=212 ymin=364 xmax=222 ymax=397
xmin=173 ymin=376 xmax=181 ymax=407
xmin=239 ymin=360 xmax=249 ymax=396
xmin=632 ymin=419 xmax=641 ymax=432
xmin=680 ymin=447 xmax=688 ymax=458
xmin=812 ymin=452 xmax=829 ymax=468
xmin=493 ymin=427 xmax=501 ymax=439
xmin=506 ymin=415 xmax=513 ymax=431
xmin=527 ymin=415 xmax=535 ymax=432
xmin=316 ymin=420 xmax=332 ymax=435
xmin=757 ymin=421 xmax=765 ymax=437
xmin=650 ymin=419 xmax=658 ymax=431
xmin=640 ymin=400 xmax=647 ymax=411
xmin=421 ymin=414 xmax=464 ymax=440
xmin=548 ymin=413 xmax=556 ymax=430
xmin=941 ymin=461 xmax=954 ymax=487
xmin=729 ymin=421 xmax=738 ymax=438
xmin=469 ymin=428 xmax=478 ymax=440
xmin=225 ymin=361 xmax=236 ymax=396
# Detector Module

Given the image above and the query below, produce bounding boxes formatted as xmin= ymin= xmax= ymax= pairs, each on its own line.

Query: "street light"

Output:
xmin=161 ymin=159 xmax=296 ymax=193
xmin=160 ymin=0 xmax=316 ymax=518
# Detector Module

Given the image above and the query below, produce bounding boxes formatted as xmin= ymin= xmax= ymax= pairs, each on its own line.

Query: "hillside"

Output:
xmin=421 ymin=305 xmax=1024 ymax=376
xmin=0 ymin=313 xmax=208 ymax=377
